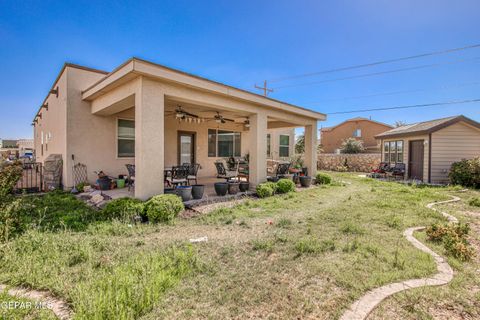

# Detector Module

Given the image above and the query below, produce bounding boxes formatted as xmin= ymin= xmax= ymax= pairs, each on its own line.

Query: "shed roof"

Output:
xmin=375 ymin=115 xmax=480 ymax=139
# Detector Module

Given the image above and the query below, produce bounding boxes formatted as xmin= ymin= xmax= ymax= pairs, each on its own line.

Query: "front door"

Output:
xmin=409 ymin=140 xmax=424 ymax=180
xmin=178 ymin=131 xmax=195 ymax=164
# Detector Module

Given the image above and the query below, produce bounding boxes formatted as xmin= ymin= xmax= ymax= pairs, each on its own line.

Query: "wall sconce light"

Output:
xmin=42 ymin=103 xmax=48 ymax=110
xmin=50 ymin=86 xmax=59 ymax=97
xmin=423 ymin=140 xmax=428 ymax=145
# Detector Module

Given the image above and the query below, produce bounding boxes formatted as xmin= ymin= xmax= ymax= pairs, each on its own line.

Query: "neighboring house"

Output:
xmin=32 ymin=59 xmax=324 ymax=199
xmin=375 ymin=115 xmax=480 ymax=184
xmin=0 ymin=138 xmax=34 ymax=159
xmin=320 ymin=117 xmax=393 ymax=153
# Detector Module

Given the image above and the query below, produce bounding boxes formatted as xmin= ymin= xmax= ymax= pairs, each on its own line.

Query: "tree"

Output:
xmin=395 ymin=120 xmax=407 ymax=127
xmin=295 ymin=134 xmax=305 ymax=154
xmin=340 ymin=138 xmax=365 ymax=154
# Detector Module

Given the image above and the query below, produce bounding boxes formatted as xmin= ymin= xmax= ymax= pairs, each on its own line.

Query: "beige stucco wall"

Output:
xmin=431 ymin=122 xmax=480 ymax=184
xmin=381 ymin=135 xmax=429 ymax=181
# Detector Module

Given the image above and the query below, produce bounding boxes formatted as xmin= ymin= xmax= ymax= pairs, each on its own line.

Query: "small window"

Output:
xmin=267 ymin=134 xmax=271 ymax=157
xmin=118 ymin=119 xmax=135 ymax=157
xmin=384 ymin=140 xmax=404 ymax=164
xmin=279 ymin=135 xmax=290 ymax=157
xmin=353 ymin=129 xmax=362 ymax=137
xmin=208 ymin=129 xmax=241 ymax=157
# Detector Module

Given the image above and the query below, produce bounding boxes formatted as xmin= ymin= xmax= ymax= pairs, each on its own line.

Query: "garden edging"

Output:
xmin=339 ymin=194 xmax=462 ymax=320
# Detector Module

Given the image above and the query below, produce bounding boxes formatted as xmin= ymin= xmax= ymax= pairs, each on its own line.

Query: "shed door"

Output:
xmin=409 ymin=140 xmax=424 ymax=180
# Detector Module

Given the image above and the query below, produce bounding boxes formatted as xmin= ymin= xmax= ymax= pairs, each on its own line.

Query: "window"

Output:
xmin=384 ymin=140 xmax=403 ymax=163
xmin=353 ymin=129 xmax=362 ymax=137
xmin=279 ymin=134 xmax=290 ymax=157
xmin=267 ymin=134 xmax=271 ymax=157
xmin=117 ymin=119 xmax=135 ymax=157
xmin=208 ymin=129 xmax=241 ymax=157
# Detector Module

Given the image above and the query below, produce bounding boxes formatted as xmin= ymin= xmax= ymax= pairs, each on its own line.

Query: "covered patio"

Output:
xmin=81 ymin=58 xmax=325 ymax=199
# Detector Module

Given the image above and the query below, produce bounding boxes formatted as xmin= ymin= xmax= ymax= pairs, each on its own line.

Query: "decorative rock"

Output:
xmin=90 ymin=194 xmax=104 ymax=204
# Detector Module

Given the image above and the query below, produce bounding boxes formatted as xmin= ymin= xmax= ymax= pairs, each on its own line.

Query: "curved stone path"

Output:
xmin=0 ymin=284 xmax=72 ymax=320
xmin=340 ymin=194 xmax=462 ymax=320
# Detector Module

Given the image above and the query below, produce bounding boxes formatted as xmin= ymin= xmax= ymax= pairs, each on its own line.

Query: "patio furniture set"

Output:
xmin=370 ymin=162 xmax=406 ymax=180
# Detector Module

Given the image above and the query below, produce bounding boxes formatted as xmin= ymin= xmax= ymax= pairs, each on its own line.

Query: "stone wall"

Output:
xmin=317 ymin=153 xmax=381 ymax=172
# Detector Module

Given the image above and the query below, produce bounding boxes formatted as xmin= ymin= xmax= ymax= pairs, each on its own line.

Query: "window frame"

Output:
xmin=117 ymin=118 xmax=135 ymax=159
xmin=279 ymin=134 xmax=290 ymax=158
xmin=207 ymin=128 xmax=241 ymax=158
xmin=353 ymin=129 xmax=362 ymax=137
xmin=383 ymin=140 xmax=404 ymax=164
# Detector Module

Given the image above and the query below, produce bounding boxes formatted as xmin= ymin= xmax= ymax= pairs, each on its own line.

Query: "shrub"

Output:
xmin=256 ymin=183 xmax=274 ymax=198
xmin=264 ymin=182 xmax=278 ymax=194
xmin=103 ymin=197 xmax=144 ymax=221
xmin=0 ymin=197 xmax=22 ymax=242
xmin=449 ymin=157 xmax=480 ymax=188
xmin=276 ymin=179 xmax=296 ymax=194
xmin=340 ymin=138 xmax=365 ymax=154
xmin=76 ymin=182 xmax=89 ymax=193
xmin=0 ymin=163 xmax=23 ymax=197
xmin=315 ymin=172 xmax=332 ymax=185
xmin=144 ymin=194 xmax=184 ymax=223
xmin=426 ymin=223 xmax=474 ymax=261
xmin=468 ymin=197 xmax=480 ymax=207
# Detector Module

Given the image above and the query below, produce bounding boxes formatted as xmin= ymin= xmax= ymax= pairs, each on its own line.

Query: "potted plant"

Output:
xmin=164 ymin=188 xmax=176 ymax=195
xmin=299 ymin=176 xmax=312 ymax=187
xmin=176 ymin=185 xmax=192 ymax=201
xmin=191 ymin=184 xmax=205 ymax=199
xmin=228 ymin=181 xmax=240 ymax=195
xmin=239 ymin=181 xmax=250 ymax=192
xmin=214 ymin=182 xmax=228 ymax=196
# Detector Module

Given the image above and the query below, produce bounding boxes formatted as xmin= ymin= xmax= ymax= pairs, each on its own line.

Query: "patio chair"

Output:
xmin=125 ymin=164 xmax=135 ymax=191
xmin=214 ymin=160 xmax=239 ymax=182
xmin=267 ymin=162 xmax=291 ymax=182
xmin=387 ymin=163 xmax=406 ymax=180
xmin=166 ymin=166 xmax=188 ymax=186
xmin=371 ymin=162 xmax=390 ymax=178
xmin=183 ymin=163 xmax=200 ymax=185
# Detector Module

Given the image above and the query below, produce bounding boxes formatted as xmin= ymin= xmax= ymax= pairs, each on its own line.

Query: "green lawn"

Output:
xmin=0 ymin=173 xmax=478 ymax=319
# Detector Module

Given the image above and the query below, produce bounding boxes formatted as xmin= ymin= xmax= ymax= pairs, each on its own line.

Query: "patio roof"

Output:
xmin=81 ymin=57 xmax=326 ymax=121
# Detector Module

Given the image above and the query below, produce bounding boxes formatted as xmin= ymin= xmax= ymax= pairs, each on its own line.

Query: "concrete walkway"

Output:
xmin=340 ymin=194 xmax=462 ymax=320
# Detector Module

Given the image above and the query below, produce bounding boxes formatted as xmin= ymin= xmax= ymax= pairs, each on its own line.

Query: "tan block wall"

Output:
xmin=321 ymin=120 xmax=391 ymax=153
xmin=431 ymin=122 xmax=480 ymax=184
xmin=318 ymin=153 xmax=381 ymax=172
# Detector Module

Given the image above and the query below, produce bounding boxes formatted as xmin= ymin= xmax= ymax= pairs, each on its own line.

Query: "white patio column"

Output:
xmin=249 ymin=112 xmax=268 ymax=186
xmin=304 ymin=121 xmax=318 ymax=177
xmin=134 ymin=78 xmax=165 ymax=199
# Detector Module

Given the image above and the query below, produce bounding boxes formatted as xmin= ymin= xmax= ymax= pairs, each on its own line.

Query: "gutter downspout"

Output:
xmin=428 ymin=133 xmax=432 ymax=183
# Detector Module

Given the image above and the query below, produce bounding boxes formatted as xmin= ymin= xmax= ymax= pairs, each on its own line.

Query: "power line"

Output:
xmin=303 ymin=81 xmax=480 ymax=104
xmin=271 ymin=56 xmax=480 ymax=90
xmin=327 ymin=98 xmax=480 ymax=115
xmin=269 ymin=43 xmax=480 ymax=83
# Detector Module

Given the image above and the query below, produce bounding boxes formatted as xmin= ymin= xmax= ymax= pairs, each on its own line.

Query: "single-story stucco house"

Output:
xmin=375 ymin=115 xmax=480 ymax=184
xmin=32 ymin=58 xmax=325 ymax=199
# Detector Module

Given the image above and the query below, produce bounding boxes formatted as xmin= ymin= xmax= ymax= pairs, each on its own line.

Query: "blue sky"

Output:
xmin=1 ymin=0 xmax=479 ymax=138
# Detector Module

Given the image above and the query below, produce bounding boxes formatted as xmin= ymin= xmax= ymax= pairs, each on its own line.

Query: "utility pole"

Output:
xmin=254 ymin=80 xmax=273 ymax=96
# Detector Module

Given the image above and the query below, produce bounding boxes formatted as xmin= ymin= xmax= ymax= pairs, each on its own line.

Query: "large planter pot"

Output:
xmin=191 ymin=184 xmax=205 ymax=199
xmin=98 ymin=177 xmax=111 ymax=190
xmin=176 ymin=185 xmax=192 ymax=202
xmin=228 ymin=182 xmax=240 ymax=195
xmin=267 ymin=176 xmax=279 ymax=183
xmin=239 ymin=181 xmax=250 ymax=192
xmin=214 ymin=182 xmax=228 ymax=196
xmin=164 ymin=188 xmax=176 ymax=195
xmin=299 ymin=176 xmax=312 ymax=188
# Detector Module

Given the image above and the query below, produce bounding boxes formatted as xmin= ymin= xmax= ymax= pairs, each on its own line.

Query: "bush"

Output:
xmin=315 ymin=172 xmax=332 ymax=185
xmin=102 ymin=197 xmax=144 ymax=221
xmin=340 ymin=138 xmax=365 ymax=154
xmin=468 ymin=197 xmax=480 ymax=207
xmin=0 ymin=163 xmax=23 ymax=197
xmin=264 ymin=182 xmax=278 ymax=194
xmin=144 ymin=194 xmax=184 ymax=223
xmin=449 ymin=157 xmax=480 ymax=188
xmin=256 ymin=183 xmax=274 ymax=198
xmin=426 ymin=223 xmax=474 ymax=261
xmin=0 ymin=197 xmax=22 ymax=242
xmin=276 ymin=179 xmax=296 ymax=193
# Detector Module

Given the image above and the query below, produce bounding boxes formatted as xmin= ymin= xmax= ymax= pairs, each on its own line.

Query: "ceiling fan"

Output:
xmin=213 ymin=112 xmax=234 ymax=124
xmin=166 ymin=106 xmax=199 ymax=119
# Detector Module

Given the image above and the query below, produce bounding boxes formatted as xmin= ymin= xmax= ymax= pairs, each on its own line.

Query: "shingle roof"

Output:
xmin=320 ymin=117 xmax=392 ymax=132
xmin=375 ymin=115 xmax=480 ymax=138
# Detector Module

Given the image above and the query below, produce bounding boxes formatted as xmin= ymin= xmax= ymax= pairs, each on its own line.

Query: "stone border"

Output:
xmin=0 ymin=284 xmax=72 ymax=320
xmin=340 ymin=194 xmax=462 ymax=320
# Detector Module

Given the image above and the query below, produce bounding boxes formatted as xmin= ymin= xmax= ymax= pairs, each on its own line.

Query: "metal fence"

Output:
xmin=14 ymin=162 xmax=44 ymax=193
